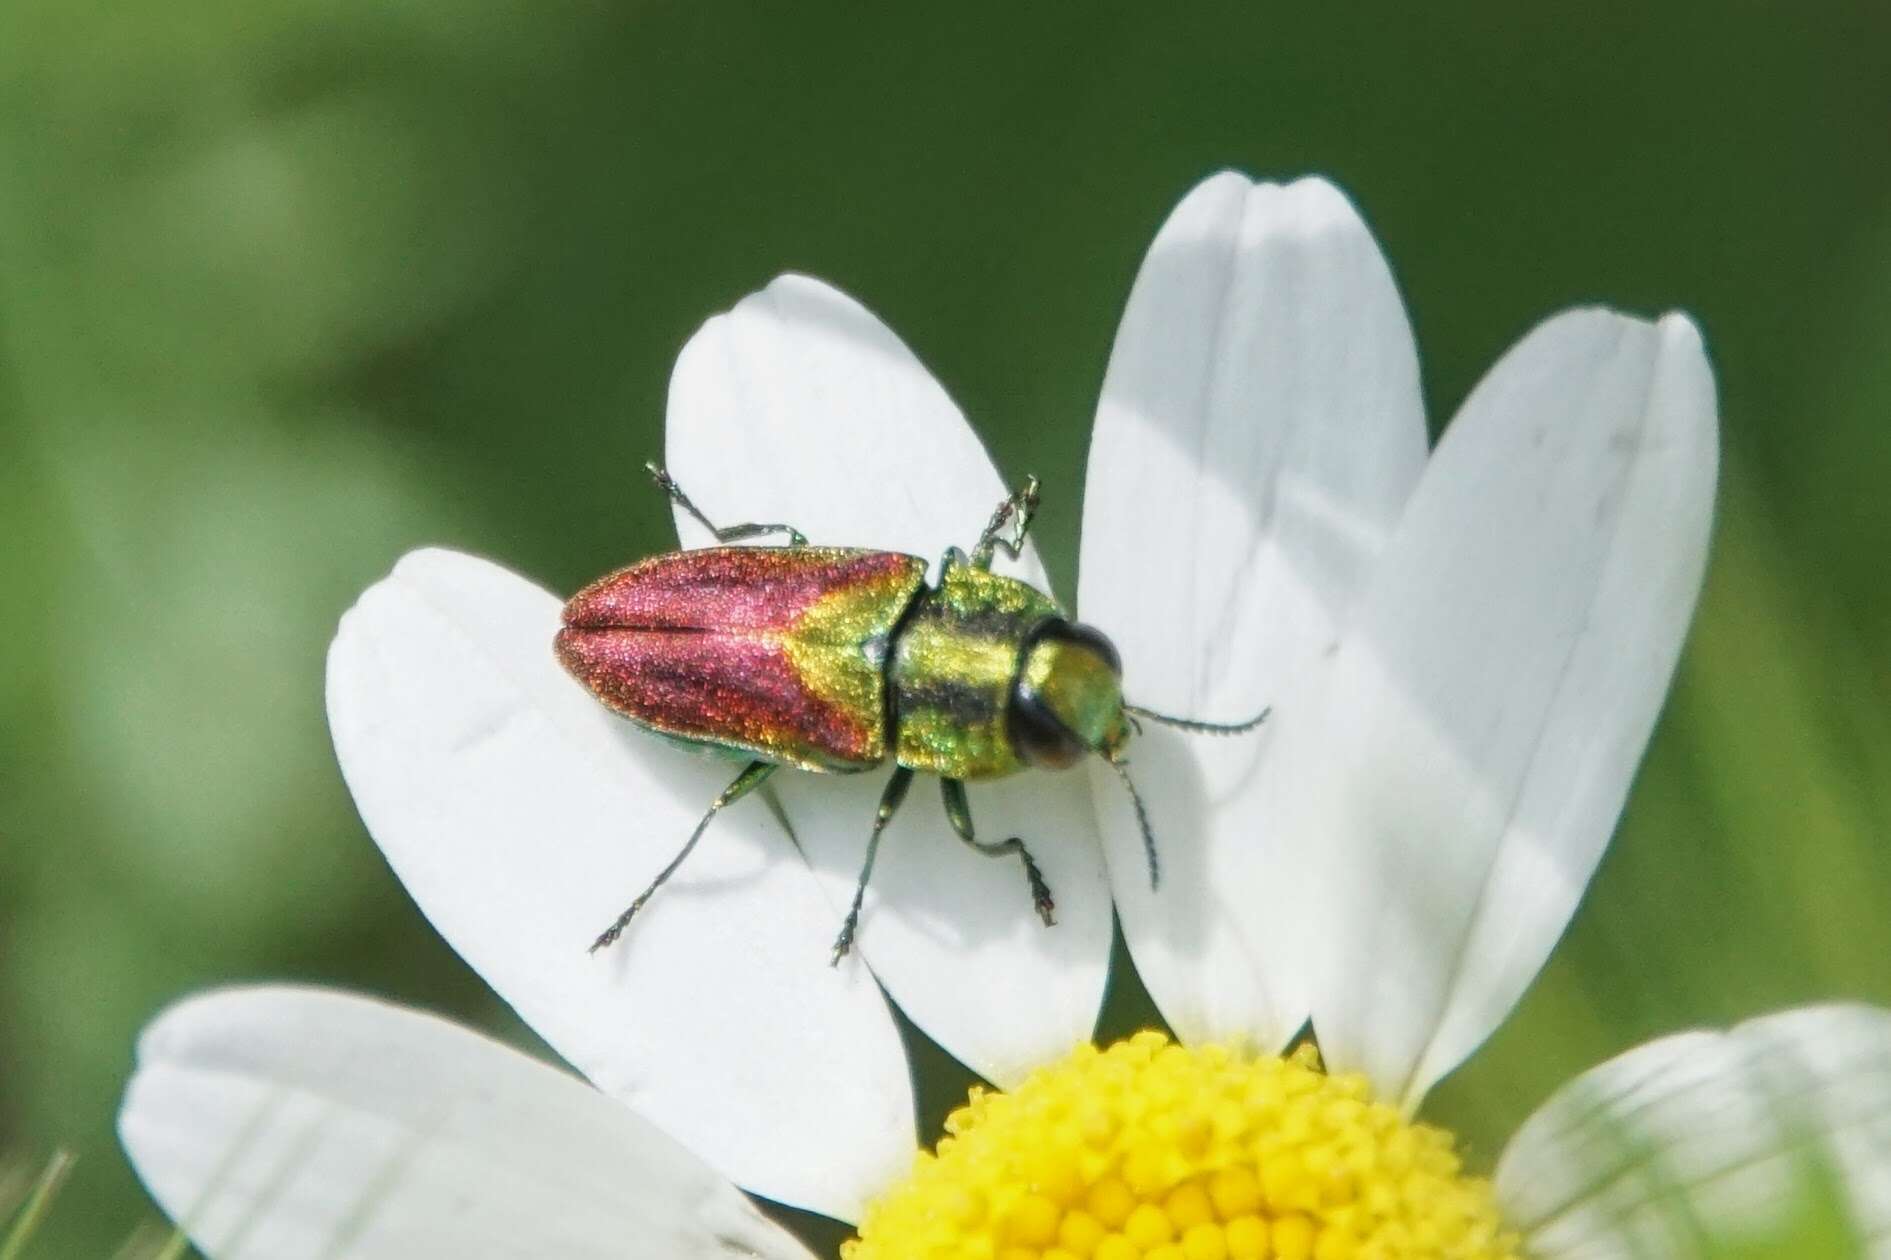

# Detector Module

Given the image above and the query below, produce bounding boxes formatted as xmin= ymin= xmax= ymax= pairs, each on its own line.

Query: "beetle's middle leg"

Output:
xmin=831 ymin=767 xmax=915 ymax=966
xmin=941 ymin=778 xmax=1056 ymax=927
xmin=589 ymin=759 xmax=776 ymax=954
xmin=646 ymin=462 xmax=808 ymax=547
xmin=970 ymin=474 xmax=1041 ymax=569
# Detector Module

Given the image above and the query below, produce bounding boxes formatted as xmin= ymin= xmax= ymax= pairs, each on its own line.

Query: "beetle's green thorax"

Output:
xmin=889 ymin=562 xmax=1064 ymax=780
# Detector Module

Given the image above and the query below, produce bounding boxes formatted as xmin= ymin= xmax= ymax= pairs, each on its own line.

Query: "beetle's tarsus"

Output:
xmin=588 ymin=759 xmax=775 ymax=955
xmin=940 ymin=778 xmax=1058 ymax=930
xmin=587 ymin=914 xmax=630 ymax=954
xmin=647 ymin=462 xmax=808 ymax=548
xmin=1022 ymin=850 xmax=1056 ymax=926
xmin=971 ymin=475 xmax=1041 ymax=569
xmin=990 ymin=835 xmax=1056 ymax=927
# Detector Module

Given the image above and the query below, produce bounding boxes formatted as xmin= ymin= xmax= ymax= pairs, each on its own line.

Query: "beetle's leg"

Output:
xmin=940 ymin=778 xmax=1056 ymax=927
xmin=831 ymin=767 xmax=915 ymax=966
xmin=969 ymin=475 xmax=1041 ymax=570
xmin=647 ymin=462 xmax=808 ymax=547
xmin=589 ymin=759 xmax=777 ymax=954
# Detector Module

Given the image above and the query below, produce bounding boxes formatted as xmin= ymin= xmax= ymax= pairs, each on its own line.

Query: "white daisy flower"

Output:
xmin=119 ymin=173 xmax=1891 ymax=1258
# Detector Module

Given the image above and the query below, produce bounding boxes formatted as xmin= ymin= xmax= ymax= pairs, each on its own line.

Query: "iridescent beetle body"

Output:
xmin=557 ymin=466 xmax=1261 ymax=962
xmin=559 ymin=546 xmax=929 ymax=773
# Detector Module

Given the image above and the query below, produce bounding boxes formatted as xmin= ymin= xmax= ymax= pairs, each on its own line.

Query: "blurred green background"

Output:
xmin=2 ymin=2 xmax=1888 ymax=1253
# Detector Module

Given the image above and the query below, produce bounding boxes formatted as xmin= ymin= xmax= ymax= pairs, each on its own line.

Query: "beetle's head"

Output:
xmin=1010 ymin=621 xmax=1129 ymax=769
xmin=1015 ymin=625 xmax=1269 ymax=893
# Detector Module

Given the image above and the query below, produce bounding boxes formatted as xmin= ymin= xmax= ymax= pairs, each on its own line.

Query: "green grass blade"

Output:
xmin=0 ymin=1151 xmax=75 ymax=1260
xmin=111 ymin=1221 xmax=196 ymax=1260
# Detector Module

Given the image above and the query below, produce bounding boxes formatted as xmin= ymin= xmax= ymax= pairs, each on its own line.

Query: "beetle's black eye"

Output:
xmin=1055 ymin=622 xmax=1121 ymax=675
xmin=1010 ymin=688 xmax=1087 ymax=769
xmin=1008 ymin=618 xmax=1123 ymax=769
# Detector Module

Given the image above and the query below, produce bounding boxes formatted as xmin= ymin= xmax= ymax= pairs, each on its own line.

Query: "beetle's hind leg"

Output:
xmin=646 ymin=462 xmax=808 ymax=547
xmin=589 ymin=759 xmax=776 ymax=954
xmin=969 ymin=475 xmax=1040 ymax=569
xmin=941 ymin=778 xmax=1056 ymax=927
xmin=831 ymin=768 xmax=915 ymax=966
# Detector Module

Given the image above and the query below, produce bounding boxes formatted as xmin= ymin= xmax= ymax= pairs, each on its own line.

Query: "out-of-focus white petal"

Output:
xmin=1497 ymin=1004 xmax=1891 ymax=1258
xmin=326 ymin=549 xmax=912 ymax=1222
xmin=119 ymin=986 xmax=816 ymax=1260
xmin=1078 ymin=172 xmax=1427 ymax=1046
xmin=1258 ymin=310 xmax=1717 ymax=1105
xmin=666 ymin=275 xmax=1111 ymax=1086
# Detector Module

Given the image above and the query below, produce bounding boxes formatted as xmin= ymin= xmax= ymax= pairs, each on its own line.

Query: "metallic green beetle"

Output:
xmin=556 ymin=466 xmax=1267 ymax=962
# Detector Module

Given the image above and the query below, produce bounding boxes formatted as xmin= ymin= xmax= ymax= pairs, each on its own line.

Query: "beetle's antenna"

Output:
xmin=1106 ymin=750 xmax=1160 ymax=890
xmin=1125 ymin=704 xmax=1271 ymax=736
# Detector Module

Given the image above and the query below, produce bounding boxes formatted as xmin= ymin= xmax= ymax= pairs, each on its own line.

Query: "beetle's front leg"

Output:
xmin=647 ymin=462 xmax=808 ymax=547
xmin=940 ymin=778 xmax=1056 ymax=926
xmin=969 ymin=475 xmax=1040 ymax=570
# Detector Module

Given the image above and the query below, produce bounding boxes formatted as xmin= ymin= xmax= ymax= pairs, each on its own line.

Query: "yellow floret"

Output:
xmin=842 ymin=1035 xmax=1519 ymax=1260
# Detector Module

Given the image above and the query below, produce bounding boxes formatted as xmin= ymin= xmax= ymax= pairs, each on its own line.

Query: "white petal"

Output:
xmin=666 ymin=272 xmax=1052 ymax=584
xmin=666 ymin=274 xmax=1111 ymax=1086
xmin=1077 ymin=172 xmax=1427 ymax=1046
xmin=119 ymin=986 xmax=815 ymax=1260
xmin=326 ymin=549 xmax=913 ymax=1221
xmin=773 ymin=771 xmax=1110 ymax=1089
xmin=1262 ymin=310 xmax=1717 ymax=1105
xmin=1497 ymin=1004 xmax=1891 ymax=1258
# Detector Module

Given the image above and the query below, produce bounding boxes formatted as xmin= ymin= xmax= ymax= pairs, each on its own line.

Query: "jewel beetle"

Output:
xmin=555 ymin=464 xmax=1268 ymax=963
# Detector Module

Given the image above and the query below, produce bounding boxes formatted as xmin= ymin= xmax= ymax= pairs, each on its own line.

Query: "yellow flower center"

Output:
xmin=843 ymin=1033 xmax=1518 ymax=1260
